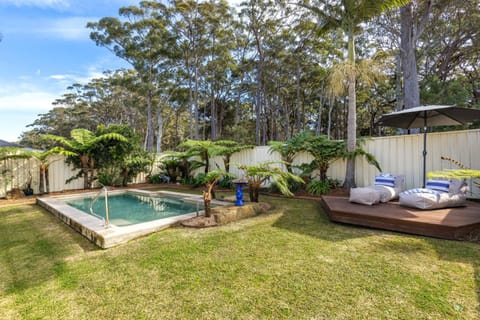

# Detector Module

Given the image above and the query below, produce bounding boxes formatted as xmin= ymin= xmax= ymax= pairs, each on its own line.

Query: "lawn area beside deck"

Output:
xmin=1 ymin=193 xmax=479 ymax=319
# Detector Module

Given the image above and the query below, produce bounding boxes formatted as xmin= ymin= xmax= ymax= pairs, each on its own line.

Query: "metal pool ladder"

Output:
xmin=89 ymin=185 xmax=110 ymax=228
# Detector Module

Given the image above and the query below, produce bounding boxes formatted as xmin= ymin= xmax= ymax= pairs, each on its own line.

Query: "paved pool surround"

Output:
xmin=37 ymin=189 xmax=229 ymax=249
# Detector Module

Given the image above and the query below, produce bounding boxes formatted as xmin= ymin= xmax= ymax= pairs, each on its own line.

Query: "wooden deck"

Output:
xmin=321 ymin=196 xmax=480 ymax=241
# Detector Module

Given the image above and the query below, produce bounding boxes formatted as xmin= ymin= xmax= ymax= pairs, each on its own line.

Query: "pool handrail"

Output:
xmin=89 ymin=185 xmax=110 ymax=228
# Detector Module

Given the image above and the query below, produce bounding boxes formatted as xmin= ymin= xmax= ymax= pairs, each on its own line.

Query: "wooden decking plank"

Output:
xmin=321 ymin=196 xmax=480 ymax=240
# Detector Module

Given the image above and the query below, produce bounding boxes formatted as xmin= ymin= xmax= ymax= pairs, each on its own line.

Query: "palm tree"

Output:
xmin=236 ymin=161 xmax=304 ymax=202
xmin=202 ymin=169 xmax=230 ymax=217
xmin=43 ymin=129 xmax=128 ymax=189
xmin=303 ymin=0 xmax=410 ymax=188
xmin=26 ymin=148 xmax=76 ymax=194
xmin=178 ymin=140 xmax=217 ymax=174
xmin=209 ymin=140 xmax=254 ymax=173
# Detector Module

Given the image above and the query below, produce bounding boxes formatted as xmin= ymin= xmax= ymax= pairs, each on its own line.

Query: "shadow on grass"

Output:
xmin=270 ymin=197 xmax=375 ymax=242
xmin=426 ymin=238 xmax=480 ymax=315
xmin=0 ymin=204 xmax=98 ymax=294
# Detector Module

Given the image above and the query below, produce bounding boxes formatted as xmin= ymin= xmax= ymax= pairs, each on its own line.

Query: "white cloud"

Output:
xmin=0 ymin=90 xmax=57 ymax=111
xmin=49 ymin=74 xmax=69 ymax=80
xmin=48 ymin=69 xmax=106 ymax=85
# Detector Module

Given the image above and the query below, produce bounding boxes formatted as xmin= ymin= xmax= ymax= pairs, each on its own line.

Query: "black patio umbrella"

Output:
xmin=376 ymin=105 xmax=480 ymax=187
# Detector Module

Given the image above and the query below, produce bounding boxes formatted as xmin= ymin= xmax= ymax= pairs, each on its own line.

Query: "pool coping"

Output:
xmin=37 ymin=189 xmax=230 ymax=249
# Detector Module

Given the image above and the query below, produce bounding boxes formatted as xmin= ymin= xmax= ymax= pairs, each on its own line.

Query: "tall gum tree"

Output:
xmin=88 ymin=1 xmax=177 ymax=151
xmin=400 ymin=0 xmax=433 ymax=109
xmin=301 ymin=0 xmax=410 ymax=189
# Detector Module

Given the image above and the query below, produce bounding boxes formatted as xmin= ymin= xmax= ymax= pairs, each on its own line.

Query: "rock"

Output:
xmin=181 ymin=202 xmax=272 ymax=228
xmin=6 ymin=188 xmax=25 ymax=200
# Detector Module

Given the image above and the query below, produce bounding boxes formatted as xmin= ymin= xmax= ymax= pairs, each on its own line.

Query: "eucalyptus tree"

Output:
xmin=172 ymin=0 xmax=209 ymax=140
xmin=240 ymin=0 xmax=285 ymax=145
xmin=88 ymin=1 xmax=178 ymax=151
xmin=399 ymin=0 xmax=433 ymax=110
xmin=204 ymin=1 xmax=237 ymax=141
xmin=302 ymin=0 xmax=409 ymax=189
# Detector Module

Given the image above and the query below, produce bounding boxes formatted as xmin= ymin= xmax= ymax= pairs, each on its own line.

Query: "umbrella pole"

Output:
xmin=422 ymin=111 xmax=427 ymax=188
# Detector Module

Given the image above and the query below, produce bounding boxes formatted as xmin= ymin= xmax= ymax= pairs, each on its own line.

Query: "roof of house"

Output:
xmin=0 ymin=139 xmax=19 ymax=147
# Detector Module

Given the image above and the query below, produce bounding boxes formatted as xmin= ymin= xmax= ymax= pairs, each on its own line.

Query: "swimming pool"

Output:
xmin=67 ymin=193 xmax=203 ymax=226
xmin=37 ymin=189 xmax=228 ymax=249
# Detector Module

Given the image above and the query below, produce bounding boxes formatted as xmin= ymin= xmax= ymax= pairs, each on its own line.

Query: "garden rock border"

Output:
xmin=181 ymin=202 xmax=271 ymax=228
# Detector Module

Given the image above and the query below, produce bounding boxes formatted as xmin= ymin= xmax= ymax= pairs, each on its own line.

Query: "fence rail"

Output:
xmin=1 ymin=129 xmax=479 ymax=198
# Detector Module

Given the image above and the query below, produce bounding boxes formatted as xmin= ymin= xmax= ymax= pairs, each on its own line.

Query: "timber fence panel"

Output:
xmin=2 ymin=129 xmax=479 ymax=198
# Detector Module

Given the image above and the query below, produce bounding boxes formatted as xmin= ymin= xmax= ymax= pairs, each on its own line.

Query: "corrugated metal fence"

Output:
xmin=1 ymin=129 xmax=479 ymax=198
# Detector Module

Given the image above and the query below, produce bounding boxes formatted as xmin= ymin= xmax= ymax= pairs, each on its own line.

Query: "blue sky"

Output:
xmin=0 ymin=0 xmax=138 ymax=142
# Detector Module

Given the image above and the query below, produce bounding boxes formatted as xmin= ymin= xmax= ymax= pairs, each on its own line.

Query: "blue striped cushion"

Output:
xmin=426 ymin=179 xmax=450 ymax=193
xmin=374 ymin=176 xmax=395 ymax=187
xmin=402 ymin=188 xmax=441 ymax=196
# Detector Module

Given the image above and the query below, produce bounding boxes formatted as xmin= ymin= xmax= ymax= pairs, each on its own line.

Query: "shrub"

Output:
xmin=192 ymin=173 xmax=206 ymax=187
xmin=97 ymin=170 xmax=123 ymax=187
xmin=218 ymin=175 xmax=235 ymax=189
xmin=148 ymin=173 xmax=170 ymax=184
xmin=270 ymin=177 xmax=303 ymax=194
xmin=306 ymin=178 xmax=341 ymax=196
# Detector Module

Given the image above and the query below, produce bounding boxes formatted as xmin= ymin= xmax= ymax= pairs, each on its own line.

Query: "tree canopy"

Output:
xmin=19 ymin=0 xmax=479 ymax=168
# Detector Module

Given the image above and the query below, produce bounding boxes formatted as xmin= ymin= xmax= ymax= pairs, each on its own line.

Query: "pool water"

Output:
xmin=67 ymin=193 xmax=202 ymax=226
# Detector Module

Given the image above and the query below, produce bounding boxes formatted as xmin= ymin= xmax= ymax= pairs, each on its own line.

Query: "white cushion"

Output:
xmin=349 ymin=187 xmax=381 ymax=205
xmin=399 ymin=188 xmax=467 ymax=210
xmin=371 ymin=185 xmax=402 ymax=202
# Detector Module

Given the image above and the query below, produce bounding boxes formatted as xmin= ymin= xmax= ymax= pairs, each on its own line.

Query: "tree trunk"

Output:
xmin=295 ymin=60 xmax=302 ymax=134
xmin=88 ymin=158 xmax=95 ymax=189
xmin=400 ymin=3 xmax=420 ymax=110
xmin=156 ymin=102 xmax=163 ymax=153
xmin=343 ymin=30 xmax=357 ymax=189
xmin=193 ymin=55 xmax=200 ymax=140
xmin=39 ymin=165 xmax=45 ymax=194
xmin=45 ymin=167 xmax=50 ymax=193
xmin=327 ymin=96 xmax=333 ymax=140
xmin=146 ymin=88 xmax=154 ymax=151
xmin=204 ymin=151 xmax=209 ymax=174
xmin=203 ymin=190 xmax=212 ymax=217
xmin=80 ymin=155 xmax=89 ymax=189
xmin=255 ymin=63 xmax=262 ymax=145
xmin=395 ymin=51 xmax=403 ymax=111
xmin=211 ymin=91 xmax=217 ymax=141
xmin=186 ymin=55 xmax=194 ymax=139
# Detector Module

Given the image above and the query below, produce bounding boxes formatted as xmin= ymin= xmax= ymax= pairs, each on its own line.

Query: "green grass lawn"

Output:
xmin=1 ymin=193 xmax=479 ymax=319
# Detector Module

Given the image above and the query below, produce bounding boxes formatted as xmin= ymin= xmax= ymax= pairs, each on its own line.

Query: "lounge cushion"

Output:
xmin=349 ymin=187 xmax=381 ymax=205
xmin=399 ymin=188 xmax=467 ymax=210
xmin=371 ymin=185 xmax=402 ymax=203
xmin=375 ymin=173 xmax=406 ymax=190
xmin=374 ymin=175 xmax=395 ymax=188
